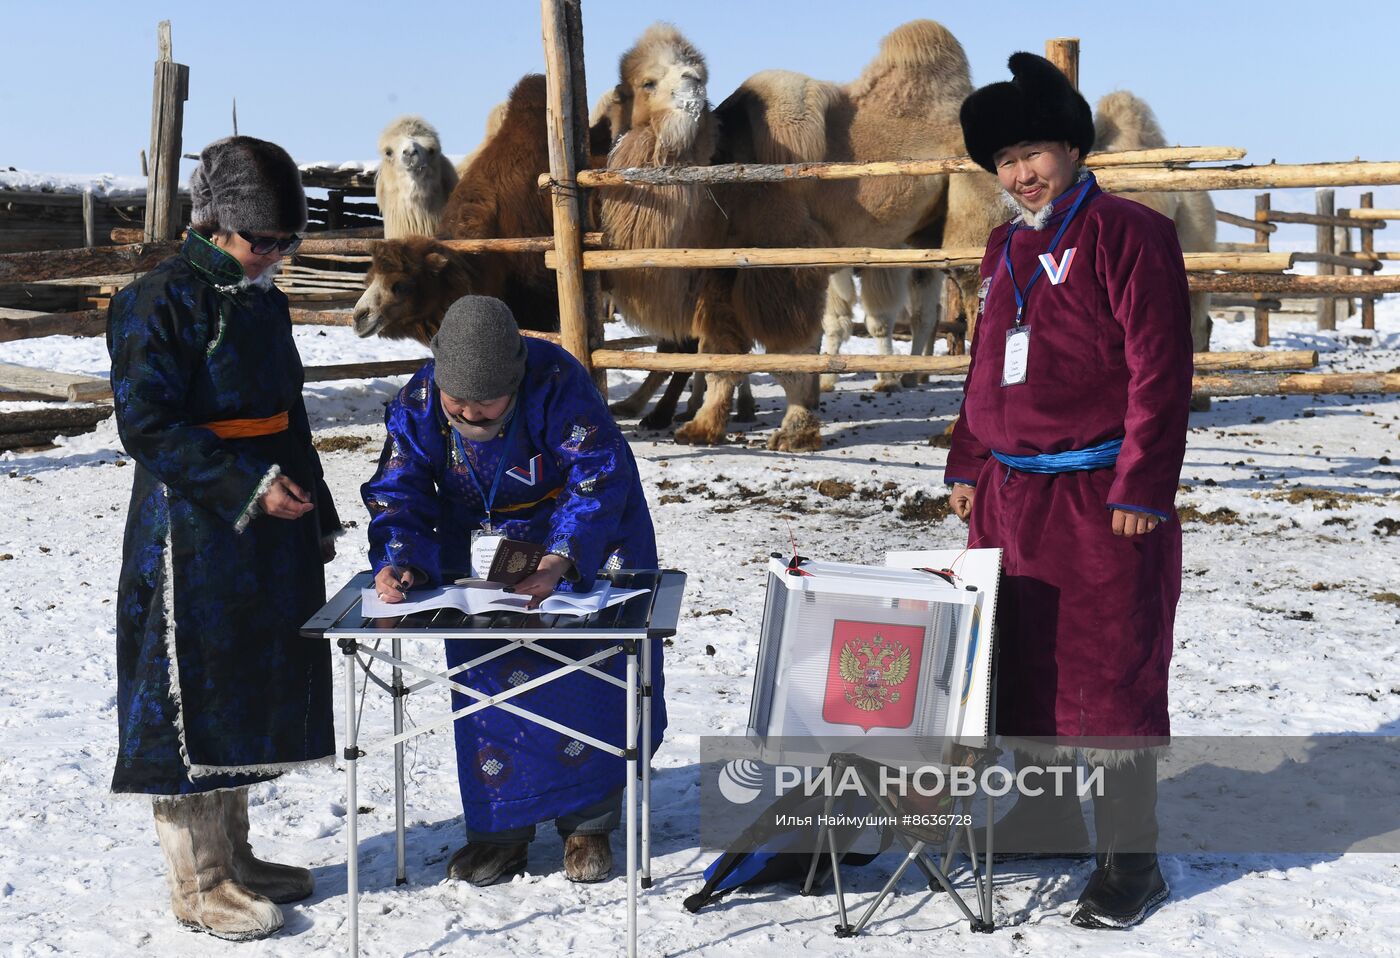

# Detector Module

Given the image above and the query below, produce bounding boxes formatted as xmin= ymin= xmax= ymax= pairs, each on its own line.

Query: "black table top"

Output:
xmin=300 ymin=569 xmax=686 ymax=642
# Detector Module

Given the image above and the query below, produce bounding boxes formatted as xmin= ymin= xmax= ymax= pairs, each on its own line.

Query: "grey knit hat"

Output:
xmin=431 ymin=296 xmax=528 ymax=401
xmin=189 ymin=136 xmax=307 ymax=234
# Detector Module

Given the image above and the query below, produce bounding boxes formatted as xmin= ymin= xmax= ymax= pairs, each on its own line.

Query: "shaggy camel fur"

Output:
xmin=1094 ymin=90 xmax=1217 ymax=353
xmin=812 ymin=23 xmax=1010 ymax=389
xmin=354 ymin=76 xmax=564 ymax=340
xmin=602 ymin=21 xmax=981 ymax=447
xmin=375 ymin=115 xmax=459 ymax=239
xmin=601 ymin=24 xmax=838 ymax=449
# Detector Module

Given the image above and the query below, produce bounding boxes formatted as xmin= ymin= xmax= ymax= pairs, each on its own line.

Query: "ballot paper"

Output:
xmin=361 ymin=580 xmax=650 ymax=619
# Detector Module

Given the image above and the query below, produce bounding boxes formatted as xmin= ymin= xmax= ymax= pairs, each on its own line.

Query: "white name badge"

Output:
xmin=1002 ymin=325 xmax=1031 ymax=386
xmin=469 ymin=531 xmax=504 ymax=578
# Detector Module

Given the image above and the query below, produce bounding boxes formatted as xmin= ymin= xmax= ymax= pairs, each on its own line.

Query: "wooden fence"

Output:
xmin=1 ymin=10 xmax=1398 ymax=449
xmin=530 ymin=2 xmax=1400 ymax=399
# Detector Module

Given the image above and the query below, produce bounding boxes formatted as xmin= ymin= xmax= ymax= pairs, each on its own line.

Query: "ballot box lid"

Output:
xmin=765 ymin=557 xmax=980 ymax=605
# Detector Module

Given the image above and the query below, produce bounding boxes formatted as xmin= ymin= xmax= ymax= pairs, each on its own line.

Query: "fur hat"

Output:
xmin=189 ymin=136 xmax=307 ymax=234
xmin=431 ymin=296 xmax=527 ymax=401
xmin=959 ymin=53 xmax=1095 ymax=172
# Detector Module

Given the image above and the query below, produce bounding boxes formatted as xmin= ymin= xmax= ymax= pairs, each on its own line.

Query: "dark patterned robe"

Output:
xmin=362 ymin=341 xmax=665 ymax=833
xmin=108 ymin=232 xmax=339 ymax=795
xmin=944 ymin=175 xmax=1193 ymax=739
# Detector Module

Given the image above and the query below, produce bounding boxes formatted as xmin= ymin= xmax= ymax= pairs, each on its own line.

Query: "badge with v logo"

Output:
xmin=1039 ymin=247 xmax=1077 ymax=286
xmin=506 ymin=454 xmax=543 ymax=487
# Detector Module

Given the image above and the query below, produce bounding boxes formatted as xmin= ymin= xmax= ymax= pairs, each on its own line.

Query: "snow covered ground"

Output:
xmin=0 ymin=293 xmax=1397 ymax=957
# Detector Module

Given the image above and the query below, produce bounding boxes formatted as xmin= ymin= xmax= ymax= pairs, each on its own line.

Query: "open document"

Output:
xmin=361 ymin=580 xmax=650 ymax=619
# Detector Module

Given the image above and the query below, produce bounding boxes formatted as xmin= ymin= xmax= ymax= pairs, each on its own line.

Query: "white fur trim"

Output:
xmin=1001 ymin=736 xmax=1170 ymax=769
xmin=188 ymin=755 xmax=335 ymax=780
xmin=161 ymin=485 xmax=195 ymax=776
xmin=234 ymin=464 xmax=281 ymax=534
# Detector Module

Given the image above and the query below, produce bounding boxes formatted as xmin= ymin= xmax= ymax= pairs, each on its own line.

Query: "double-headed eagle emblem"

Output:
xmin=838 ymin=633 xmax=912 ymax=711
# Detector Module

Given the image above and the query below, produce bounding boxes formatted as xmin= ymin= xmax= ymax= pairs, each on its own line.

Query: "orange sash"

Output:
xmin=203 ymin=411 xmax=290 ymax=439
xmin=495 ymin=486 xmax=564 ymax=513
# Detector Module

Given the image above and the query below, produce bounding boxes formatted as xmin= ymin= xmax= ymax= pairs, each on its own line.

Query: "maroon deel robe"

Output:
xmin=945 ymin=177 xmax=1193 ymax=738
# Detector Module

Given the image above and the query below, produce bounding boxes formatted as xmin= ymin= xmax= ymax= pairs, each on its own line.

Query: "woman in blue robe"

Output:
xmin=108 ymin=137 xmax=338 ymax=940
xmin=362 ymin=295 xmax=665 ymax=885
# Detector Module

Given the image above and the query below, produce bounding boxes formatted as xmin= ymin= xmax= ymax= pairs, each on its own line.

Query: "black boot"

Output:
xmin=1071 ymin=753 xmax=1169 ymax=929
xmin=971 ymin=750 xmax=1090 ymax=860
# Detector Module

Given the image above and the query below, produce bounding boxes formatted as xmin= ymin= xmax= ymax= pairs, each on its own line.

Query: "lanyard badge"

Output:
xmin=1002 ymin=325 xmax=1031 ymax=386
xmin=999 ymin=178 xmax=1095 ymax=387
xmin=451 ymin=403 xmax=525 ymax=532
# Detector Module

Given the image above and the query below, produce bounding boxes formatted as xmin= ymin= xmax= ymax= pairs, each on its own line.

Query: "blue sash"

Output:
xmin=990 ymin=438 xmax=1122 ymax=474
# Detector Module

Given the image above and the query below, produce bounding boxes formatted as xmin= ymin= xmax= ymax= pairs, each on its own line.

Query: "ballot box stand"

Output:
xmin=746 ymin=553 xmax=1002 ymax=936
xmin=800 ymin=747 xmax=1001 ymax=937
xmin=301 ymin=569 xmax=686 ymax=958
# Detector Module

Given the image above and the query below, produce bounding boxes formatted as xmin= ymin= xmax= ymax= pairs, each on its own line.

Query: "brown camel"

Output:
xmin=600 ymin=25 xmax=839 ymax=450
xmin=601 ymin=21 xmax=980 ymax=448
xmin=354 ymin=74 xmax=598 ymax=341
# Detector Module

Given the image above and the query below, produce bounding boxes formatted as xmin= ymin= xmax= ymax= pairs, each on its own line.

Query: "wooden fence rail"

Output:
xmin=588 ymin=349 xmax=1317 ymax=376
xmin=549 ymin=146 xmax=1250 ymax=190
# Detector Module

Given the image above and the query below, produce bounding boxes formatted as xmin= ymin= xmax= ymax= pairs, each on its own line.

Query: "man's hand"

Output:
xmin=260 ymin=475 xmax=315 ymax=521
xmin=373 ymin=566 xmax=416 ymax=603
xmin=1111 ymin=508 xmax=1161 ymax=537
xmin=950 ymin=483 xmax=976 ymax=522
xmin=514 ymin=554 xmax=574 ymax=608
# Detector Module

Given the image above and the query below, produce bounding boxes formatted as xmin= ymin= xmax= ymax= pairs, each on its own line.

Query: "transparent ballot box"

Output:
xmin=747 ymin=554 xmax=999 ymax=767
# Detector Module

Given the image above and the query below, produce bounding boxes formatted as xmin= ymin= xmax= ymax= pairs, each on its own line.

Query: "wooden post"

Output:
xmin=1253 ymin=193 xmax=1271 ymax=346
xmin=144 ymin=21 xmax=189 ymax=242
xmin=326 ymin=190 xmax=344 ymax=231
xmin=540 ymin=0 xmax=594 ymax=385
xmin=1315 ymin=189 xmax=1336 ymax=330
xmin=81 ymin=190 xmax=96 ymax=249
xmin=1045 ymin=38 xmax=1080 ymax=89
xmin=1339 ymin=218 xmax=1355 ymax=319
xmin=1360 ymin=192 xmax=1377 ymax=330
xmin=562 ymin=0 xmax=607 ymax=392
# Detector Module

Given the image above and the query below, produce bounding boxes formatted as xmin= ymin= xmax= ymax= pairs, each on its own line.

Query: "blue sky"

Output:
xmin=1 ymin=1 xmax=1394 ymax=179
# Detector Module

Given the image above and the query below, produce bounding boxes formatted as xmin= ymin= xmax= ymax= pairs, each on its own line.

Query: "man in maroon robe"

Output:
xmin=946 ymin=53 xmax=1193 ymax=929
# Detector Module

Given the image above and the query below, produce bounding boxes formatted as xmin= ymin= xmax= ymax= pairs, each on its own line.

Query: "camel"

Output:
xmin=599 ymin=21 xmax=983 ymax=448
xmin=1094 ymin=90 xmax=1217 ymax=353
xmin=600 ymin=24 xmax=843 ymax=450
xmin=354 ymin=76 xmax=563 ymax=340
xmin=375 ymin=116 xmax=459 ymax=239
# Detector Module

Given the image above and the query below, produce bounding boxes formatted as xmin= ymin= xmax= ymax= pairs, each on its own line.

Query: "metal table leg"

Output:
xmin=392 ymin=637 xmax=407 ymax=886
xmin=341 ymin=642 xmax=361 ymax=958
xmin=640 ymin=636 xmax=652 ymax=889
xmin=625 ymin=640 xmax=638 ymax=958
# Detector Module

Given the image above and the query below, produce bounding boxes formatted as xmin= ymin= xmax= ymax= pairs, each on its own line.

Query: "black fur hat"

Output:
xmin=189 ymin=136 xmax=307 ymax=234
xmin=959 ymin=53 xmax=1095 ymax=172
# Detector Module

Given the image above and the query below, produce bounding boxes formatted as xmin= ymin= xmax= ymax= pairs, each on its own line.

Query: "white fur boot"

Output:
xmin=222 ymin=788 xmax=315 ymax=904
xmin=152 ymin=792 xmax=284 ymax=941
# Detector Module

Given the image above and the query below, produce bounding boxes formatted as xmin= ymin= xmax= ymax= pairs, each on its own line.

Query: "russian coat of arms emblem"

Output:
xmin=822 ymin=620 xmax=926 ymax=732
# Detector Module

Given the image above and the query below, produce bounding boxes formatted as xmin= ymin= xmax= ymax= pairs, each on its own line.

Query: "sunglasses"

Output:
xmin=237 ymin=230 xmax=302 ymax=255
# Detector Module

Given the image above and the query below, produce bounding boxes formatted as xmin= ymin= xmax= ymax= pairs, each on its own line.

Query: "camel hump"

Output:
xmin=848 ymin=19 xmax=970 ymax=100
xmin=1094 ymin=90 xmax=1168 ymax=152
xmin=719 ymin=70 xmax=841 ymax=164
xmin=874 ymin=20 xmax=967 ymax=75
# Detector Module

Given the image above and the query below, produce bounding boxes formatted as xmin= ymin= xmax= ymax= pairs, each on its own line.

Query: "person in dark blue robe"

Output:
xmin=109 ymin=137 xmax=338 ymax=940
xmin=362 ymin=295 xmax=664 ymax=885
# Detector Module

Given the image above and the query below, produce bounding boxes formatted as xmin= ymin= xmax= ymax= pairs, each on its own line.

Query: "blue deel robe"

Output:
xmin=108 ymin=232 xmax=339 ymax=795
xmin=361 ymin=340 xmax=666 ymax=833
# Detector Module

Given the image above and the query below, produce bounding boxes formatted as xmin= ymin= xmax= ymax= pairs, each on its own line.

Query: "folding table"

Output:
xmin=301 ymin=568 xmax=685 ymax=958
